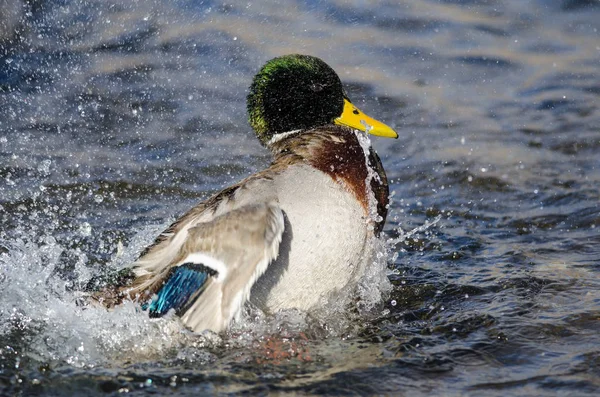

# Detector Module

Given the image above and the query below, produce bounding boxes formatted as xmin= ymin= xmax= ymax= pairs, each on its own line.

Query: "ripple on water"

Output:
xmin=1 ymin=0 xmax=600 ymax=395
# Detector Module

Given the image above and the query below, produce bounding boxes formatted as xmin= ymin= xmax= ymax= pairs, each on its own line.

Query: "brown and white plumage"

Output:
xmin=98 ymin=55 xmax=398 ymax=333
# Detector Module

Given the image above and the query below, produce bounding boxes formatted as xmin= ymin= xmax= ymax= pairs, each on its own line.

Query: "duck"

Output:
xmin=95 ymin=54 xmax=398 ymax=333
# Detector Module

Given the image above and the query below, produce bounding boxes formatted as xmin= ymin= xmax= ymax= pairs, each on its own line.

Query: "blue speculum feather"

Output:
xmin=144 ymin=263 xmax=217 ymax=317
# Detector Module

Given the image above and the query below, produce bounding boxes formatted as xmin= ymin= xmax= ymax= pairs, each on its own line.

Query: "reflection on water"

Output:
xmin=1 ymin=0 xmax=599 ymax=395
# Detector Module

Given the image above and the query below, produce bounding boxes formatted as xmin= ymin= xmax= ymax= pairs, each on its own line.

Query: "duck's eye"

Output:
xmin=310 ymin=83 xmax=325 ymax=92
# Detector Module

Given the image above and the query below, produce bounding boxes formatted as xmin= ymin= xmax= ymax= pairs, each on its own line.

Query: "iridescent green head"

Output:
xmin=247 ymin=54 xmax=344 ymax=146
xmin=247 ymin=54 xmax=398 ymax=146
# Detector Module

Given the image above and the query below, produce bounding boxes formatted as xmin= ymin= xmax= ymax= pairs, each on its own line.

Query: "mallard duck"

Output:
xmin=96 ymin=54 xmax=398 ymax=333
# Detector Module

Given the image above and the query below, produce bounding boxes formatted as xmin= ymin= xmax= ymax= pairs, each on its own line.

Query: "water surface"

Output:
xmin=1 ymin=0 xmax=599 ymax=395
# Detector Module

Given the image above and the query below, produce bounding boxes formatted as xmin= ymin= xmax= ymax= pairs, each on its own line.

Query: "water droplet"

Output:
xmin=79 ymin=222 xmax=92 ymax=236
xmin=37 ymin=159 xmax=52 ymax=175
xmin=360 ymin=119 xmax=373 ymax=134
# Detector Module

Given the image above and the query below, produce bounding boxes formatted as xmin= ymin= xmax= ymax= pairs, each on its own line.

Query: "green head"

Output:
xmin=247 ymin=54 xmax=344 ymax=146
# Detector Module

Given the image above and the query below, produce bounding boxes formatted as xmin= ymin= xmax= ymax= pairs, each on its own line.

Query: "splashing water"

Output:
xmin=353 ymin=130 xmax=393 ymax=316
xmin=387 ymin=214 xmax=443 ymax=247
xmin=0 ymin=231 xmax=212 ymax=368
xmin=355 ymin=130 xmax=383 ymax=227
xmin=360 ymin=119 xmax=374 ymax=135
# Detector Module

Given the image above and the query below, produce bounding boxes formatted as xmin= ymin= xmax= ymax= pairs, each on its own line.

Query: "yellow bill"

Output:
xmin=334 ymin=98 xmax=398 ymax=138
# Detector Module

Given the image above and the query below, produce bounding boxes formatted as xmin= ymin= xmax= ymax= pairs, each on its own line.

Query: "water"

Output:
xmin=1 ymin=0 xmax=599 ymax=395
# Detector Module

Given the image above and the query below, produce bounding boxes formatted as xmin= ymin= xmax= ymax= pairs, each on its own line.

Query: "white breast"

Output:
xmin=250 ymin=164 xmax=372 ymax=313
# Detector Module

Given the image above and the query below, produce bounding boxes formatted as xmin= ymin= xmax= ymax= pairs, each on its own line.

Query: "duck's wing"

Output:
xmin=128 ymin=202 xmax=285 ymax=333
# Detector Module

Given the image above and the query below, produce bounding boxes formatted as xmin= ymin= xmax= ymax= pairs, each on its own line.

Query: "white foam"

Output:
xmin=0 ymin=228 xmax=218 ymax=367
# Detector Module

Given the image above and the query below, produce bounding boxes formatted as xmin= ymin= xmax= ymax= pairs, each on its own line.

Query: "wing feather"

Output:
xmin=180 ymin=203 xmax=285 ymax=332
xmin=130 ymin=202 xmax=284 ymax=333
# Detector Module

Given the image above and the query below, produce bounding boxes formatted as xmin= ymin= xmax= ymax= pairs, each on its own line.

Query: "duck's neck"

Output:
xmin=266 ymin=129 xmax=303 ymax=147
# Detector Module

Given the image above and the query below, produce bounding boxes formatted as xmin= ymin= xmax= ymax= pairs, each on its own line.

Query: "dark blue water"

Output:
xmin=1 ymin=0 xmax=599 ymax=395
